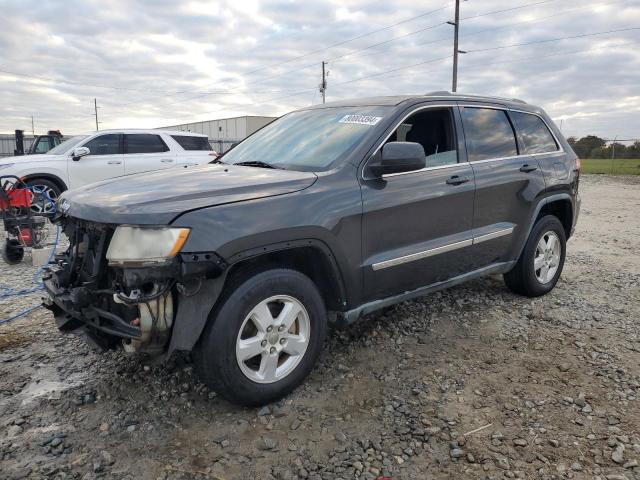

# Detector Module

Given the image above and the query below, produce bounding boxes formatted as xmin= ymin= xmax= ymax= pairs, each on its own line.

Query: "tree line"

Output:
xmin=567 ymin=135 xmax=640 ymax=159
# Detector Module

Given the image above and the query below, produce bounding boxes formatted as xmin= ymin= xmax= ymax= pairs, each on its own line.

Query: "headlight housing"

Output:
xmin=106 ymin=226 xmax=190 ymax=265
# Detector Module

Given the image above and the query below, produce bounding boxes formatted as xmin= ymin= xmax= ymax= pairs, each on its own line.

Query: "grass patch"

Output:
xmin=581 ymin=158 xmax=640 ymax=175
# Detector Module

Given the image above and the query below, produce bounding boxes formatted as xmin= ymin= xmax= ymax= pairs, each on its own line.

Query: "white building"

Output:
xmin=160 ymin=115 xmax=276 ymax=153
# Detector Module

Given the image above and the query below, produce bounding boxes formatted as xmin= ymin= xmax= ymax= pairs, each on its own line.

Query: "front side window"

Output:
xmin=83 ymin=134 xmax=120 ymax=156
xmin=461 ymin=107 xmax=518 ymax=161
xmin=510 ymin=111 xmax=558 ymax=154
xmin=222 ymin=106 xmax=391 ymax=172
xmin=125 ymin=134 xmax=169 ymax=154
xmin=34 ymin=138 xmax=50 ymax=153
xmin=384 ymin=107 xmax=457 ymax=167
xmin=171 ymin=135 xmax=212 ymax=151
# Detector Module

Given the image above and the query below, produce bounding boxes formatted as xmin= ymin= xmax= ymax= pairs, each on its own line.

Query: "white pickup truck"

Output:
xmin=0 ymin=129 xmax=216 ymax=212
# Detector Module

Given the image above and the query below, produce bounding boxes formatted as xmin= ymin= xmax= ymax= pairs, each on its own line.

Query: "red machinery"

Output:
xmin=1 ymin=176 xmax=47 ymax=264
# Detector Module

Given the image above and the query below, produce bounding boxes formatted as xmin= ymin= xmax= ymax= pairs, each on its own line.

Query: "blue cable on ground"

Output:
xmin=0 ymin=186 xmax=59 ymax=324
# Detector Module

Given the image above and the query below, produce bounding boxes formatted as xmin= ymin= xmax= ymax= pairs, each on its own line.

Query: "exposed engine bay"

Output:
xmin=42 ymin=216 xmax=225 ymax=355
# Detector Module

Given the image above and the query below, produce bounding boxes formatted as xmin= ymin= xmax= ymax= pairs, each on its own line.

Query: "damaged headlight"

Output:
xmin=106 ymin=226 xmax=190 ymax=265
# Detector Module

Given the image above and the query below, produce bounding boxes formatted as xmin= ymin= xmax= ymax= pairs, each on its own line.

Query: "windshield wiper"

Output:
xmin=233 ymin=160 xmax=283 ymax=169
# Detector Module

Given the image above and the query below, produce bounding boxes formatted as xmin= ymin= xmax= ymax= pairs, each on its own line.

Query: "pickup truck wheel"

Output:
xmin=194 ymin=269 xmax=327 ymax=406
xmin=504 ymin=215 xmax=566 ymax=297
xmin=25 ymin=179 xmax=61 ymax=215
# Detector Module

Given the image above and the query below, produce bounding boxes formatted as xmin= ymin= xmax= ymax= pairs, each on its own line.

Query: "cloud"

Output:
xmin=0 ymin=0 xmax=638 ymax=139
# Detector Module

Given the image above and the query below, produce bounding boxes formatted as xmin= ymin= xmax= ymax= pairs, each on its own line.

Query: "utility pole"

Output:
xmin=320 ymin=61 xmax=327 ymax=104
xmin=31 ymin=116 xmax=34 ymax=136
xmin=94 ymin=98 xmax=99 ymax=131
xmin=451 ymin=0 xmax=460 ymax=92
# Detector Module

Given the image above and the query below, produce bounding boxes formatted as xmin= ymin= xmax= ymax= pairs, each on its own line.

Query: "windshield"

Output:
xmin=222 ymin=106 xmax=391 ymax=171
xmin=47 ymin=135 xmax=89 ymax=155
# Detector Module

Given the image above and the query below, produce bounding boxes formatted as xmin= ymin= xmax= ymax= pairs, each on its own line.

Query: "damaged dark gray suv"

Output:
xmin=44 ymin=93 xmax=580 ymax=406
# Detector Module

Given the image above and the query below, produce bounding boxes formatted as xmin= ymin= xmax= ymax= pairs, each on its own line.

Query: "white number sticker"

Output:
xmin=338 ymin=115 xmax=383 ymax=126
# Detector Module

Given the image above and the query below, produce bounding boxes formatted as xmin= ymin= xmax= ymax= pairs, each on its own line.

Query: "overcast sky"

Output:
xmin=0 ymin=0 xmax=638 ymax=140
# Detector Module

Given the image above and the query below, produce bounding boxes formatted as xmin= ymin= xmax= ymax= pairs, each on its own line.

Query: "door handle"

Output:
xmin=519 ymin=164 xmax=538 ymax=173
xmin=107 ymin=161 xmax=122 ymax=165
xmin=161 ymin=159 xmax=174 ymax=163
xmin=446 ymin=175 xmax=470 ymax=186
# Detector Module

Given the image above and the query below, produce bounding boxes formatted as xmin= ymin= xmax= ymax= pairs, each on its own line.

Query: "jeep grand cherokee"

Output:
xmin=43 ymin=93 xmax=580 ymax=406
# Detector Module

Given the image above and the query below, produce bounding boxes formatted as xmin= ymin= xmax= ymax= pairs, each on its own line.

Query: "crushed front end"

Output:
xmin=42 ymin=215 xmax=226 ymax=355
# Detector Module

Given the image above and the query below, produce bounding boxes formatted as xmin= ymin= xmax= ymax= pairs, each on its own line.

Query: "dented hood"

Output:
xmin=59 ymin=163 xmax=318 ymax=224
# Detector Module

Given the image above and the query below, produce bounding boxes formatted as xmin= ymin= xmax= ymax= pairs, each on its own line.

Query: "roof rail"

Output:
xmin=510 ymin=98 xmax=527 ymax=104
xmin=425 ymin=90 xmax=451 ymax=96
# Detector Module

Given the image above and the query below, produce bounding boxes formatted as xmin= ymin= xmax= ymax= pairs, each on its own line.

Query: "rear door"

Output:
xmin=67 ymin=133 xmax=124 ymax=188
xmin=360 ymin=104 xmax=476 ymax=301
xmin=123 ymin=133 xmax=176 ymax=175
xmin=459 ymin=105 xmax=546 ymax=269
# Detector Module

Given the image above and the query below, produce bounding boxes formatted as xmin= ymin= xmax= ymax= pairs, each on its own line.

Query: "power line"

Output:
xmin=460 ymin=0 xmax=558 ymax=20
xmin=467 ymin=27 xmax=640 ymax=53
xmin=328 ymin=0 xmax=566 ymax=65
xmin=239 ymin=3 xmax=452 ymax=78
xmin=346 ymin=41 xmax=636 ymax=84
xmin=335 ymin=0 xmax=625 ymax=62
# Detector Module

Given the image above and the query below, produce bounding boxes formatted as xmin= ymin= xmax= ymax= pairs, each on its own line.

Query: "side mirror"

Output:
xmin=71 ymin=147 xmax=90 ymax=161
xmin=368 ymin=141 xmax=426 ymax=177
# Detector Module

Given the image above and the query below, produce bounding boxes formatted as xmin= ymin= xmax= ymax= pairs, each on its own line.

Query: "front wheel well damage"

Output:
xmin=224 ymin=245 xmax=347 ymax=312
xmin=537 ymin=199 xmax=572 ymax=238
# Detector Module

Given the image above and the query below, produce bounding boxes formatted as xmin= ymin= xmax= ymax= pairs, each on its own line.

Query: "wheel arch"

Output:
xmin=168 ymin=239 xmax=348 ymax=356
xmin=22 ymin=173 xmax=68 ymax=194
xmin=224 ymin=239 xmax=348 ymax=313
xmin=535 ymin=196 xmax=573 ymax=239
xmin=515 ymin=193 xmax=573 ymax=261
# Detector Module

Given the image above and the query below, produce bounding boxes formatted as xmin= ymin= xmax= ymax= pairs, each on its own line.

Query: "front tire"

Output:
xmin=3 ymin=240 xmax=25 ymax=265
xmin=194 ymin=269 xmax=327 ymax=407
xmin=504 ymin=215 xmax=566 ymax=297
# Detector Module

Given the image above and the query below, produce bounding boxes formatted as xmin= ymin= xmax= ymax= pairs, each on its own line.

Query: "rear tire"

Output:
xmin=2 ymin=240 xmax=24 ymax=265
xmin=194 ymin=269 xmax=327 ymax=407
xmin=504 ymin=215 xmax=566 ymax=297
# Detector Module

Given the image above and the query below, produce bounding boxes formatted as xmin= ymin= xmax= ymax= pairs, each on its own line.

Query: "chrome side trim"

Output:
xmin=372 ymin=226 xmax=515 ymax=271
xmin=382 ymin=161 xmax=463 ymax=178
xmin=371 ymin=238 xmax=473 ymax=271
xmin=473 ymin=227 xmax=514 ymax=245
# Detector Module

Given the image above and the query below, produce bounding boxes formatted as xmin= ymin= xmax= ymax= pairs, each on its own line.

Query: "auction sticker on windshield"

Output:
xmin=338 ymin=115 xmax=383 ymax=126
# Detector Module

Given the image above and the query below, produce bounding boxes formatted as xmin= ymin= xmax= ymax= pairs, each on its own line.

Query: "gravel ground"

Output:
xmin=1 ymin=174 xmax=639 ymax=480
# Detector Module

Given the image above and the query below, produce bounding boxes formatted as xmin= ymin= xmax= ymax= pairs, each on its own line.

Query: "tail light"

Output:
xmin=575 ymin=157 xmax=581 ymax=172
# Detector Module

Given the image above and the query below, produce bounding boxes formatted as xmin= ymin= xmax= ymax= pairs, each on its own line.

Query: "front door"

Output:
xmin=67 ymin=133 xmax=124 ymax=188
xmin=459 ymin=106 xmax=546 ymax=269
xmin=360 ymin=105 xmax=476 ymax=301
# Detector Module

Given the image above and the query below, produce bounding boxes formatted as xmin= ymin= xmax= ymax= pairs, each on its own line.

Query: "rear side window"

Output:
xmin=171 ymin=135 xmax=212 ymax=151
xmin=125 ymin=134 xmax=169 ymax=154
xmin=461 ymin=107 xmax=518 ymax=161
xmin=510 ymin=111 xmax=558 ymax=154
xmin=83 ymin=134 xmax=120 ymax=155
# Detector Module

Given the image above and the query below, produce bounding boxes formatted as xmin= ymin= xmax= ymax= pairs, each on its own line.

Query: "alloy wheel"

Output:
xmin=29 ymin=185 xmax=58 ymax=214
xmin=235 ymin=295 xmax=311 ymax=384
xmin=534 ymin=231 xmax=561 ymax=284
